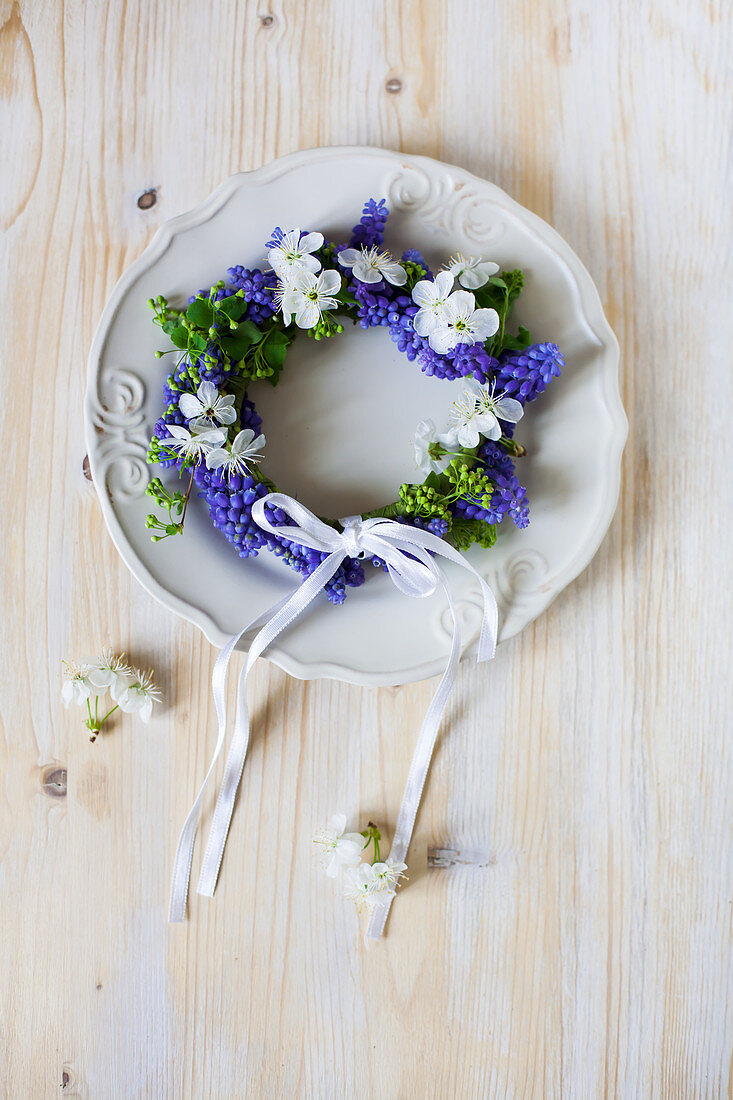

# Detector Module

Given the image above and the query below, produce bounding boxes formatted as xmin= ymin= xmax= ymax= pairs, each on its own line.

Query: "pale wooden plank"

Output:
xmin=0 ymin=0 xmax=731 ymax=1096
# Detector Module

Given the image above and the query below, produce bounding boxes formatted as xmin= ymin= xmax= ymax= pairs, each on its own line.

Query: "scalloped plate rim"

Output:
xmin=85 ymin=145 xmax=626 ymax=686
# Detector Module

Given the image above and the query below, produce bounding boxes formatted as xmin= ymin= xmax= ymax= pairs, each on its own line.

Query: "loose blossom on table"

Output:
xmin=314 ymin=817 xmax=406 ymax=916
xmin=144 ymin=196 xmax=565 ymax=598
xmin=62 ymin=650 xmax=162 ymax=740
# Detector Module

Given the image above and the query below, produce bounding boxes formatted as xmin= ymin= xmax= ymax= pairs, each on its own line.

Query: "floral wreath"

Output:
xmin=145 ymin=198 xmax=564 ymax=603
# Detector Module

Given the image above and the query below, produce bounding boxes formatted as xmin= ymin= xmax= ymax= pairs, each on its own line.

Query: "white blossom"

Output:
xmin=447 ymin=378 xmax=524 ymax=448
xmin=342 ymin=860 xmax=404 ymax=912
xmin=337 ymin=245 xmax=407 ymax=286
xmin=313 ymin=814 xmax=367 ymax=878
xmin=112 ymin=668 xmax=162 ymax=723
xmin=444 ymin=253 xmax=500 ymax=290
xmin=411 ymin=270 xmax=454 ymax=336
xmin=267 ymin=229 xmax=324 ymax=278
xmin=61 ymin=660 xmax=102 ymax=707
xmin=279 ymin=269 xmax=341 ymax=329
xmin=87 ymin=648 xmax=132 ymax=695
xmin=206 ymin=428 xmax=266 ymax=479
xmin=412 ymin=418 xmax=456 ymax=477
xmin=427 ymin=290 xmax=499 ymax=354
xmin=178 ymin=381 xmax=236 ymax=427
xmin=157 ymin=423 xmax=227 ymax=463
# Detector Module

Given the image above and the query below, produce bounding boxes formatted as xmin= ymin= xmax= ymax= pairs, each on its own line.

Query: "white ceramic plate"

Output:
xmin=85 ymin=147 xmax=626 ymax=686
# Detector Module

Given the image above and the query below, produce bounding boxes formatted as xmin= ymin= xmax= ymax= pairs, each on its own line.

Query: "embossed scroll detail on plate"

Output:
xmin=385 ymin=163 xmax=506 ymax=249
xmin=88 ymin=367 xmax=150 ymax=500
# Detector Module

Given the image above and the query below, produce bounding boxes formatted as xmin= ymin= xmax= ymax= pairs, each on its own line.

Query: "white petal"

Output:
xmin=352 ymin=260 xmax=382 ymax=283
xmin=197 ymin=380 xmax=218 ymax=405
xmin=476 ymin=412 xmax=501 ymax=440
xmin=178 ymin=393 xmax=203 ymax=419
xmin=216 ymin=405 xmax=237 ymax=426
xmin=328 ymin=813 xmax=347 ymax=834
xmin=381 ymin=262 xmax=407 ymax=286
xmin=166 ymin=424 xmax=190 ymax=440
xmin=428 ymin=327 xmax=459 ymax=354
xmin=469 ymin=307 xmax=500 ymax=339
xmin=433 ymin=270 xmax=454 ymax=297
xmin=494 ymin=397 xmax=524 ymax=423
xmin=231 ymin=428 xmax=255 ymax=453
xmin=337 ymin=249 xmax=360 ymax=268
xmin=205 ymin=448 xmax=230 ymax=470
xmin=317 ymin=268 xmax=342 ymax=296
xmin=139 ymin=698 xmax=153 ymax=723
xmin=292 ymin=269 xmax=317 ymax=292
xmin=458 ymin=269 xmax=482 ymax=289
xmin=297 ymin=253 xmax=322 ymax=274
xmin=411 ymin=278 xmax=437 ymax=307
xmin=413 ymin=309 xmax=440 ymax=337
xmin=457 ymin=424 xmax=480 ymax=448
xmin=296 ymin=300 xmax=320 ymax=328
xmin=298 ymin=231 xmax=324 ymax=254
xmin=446 ymin=289 xmax=476 ymax=315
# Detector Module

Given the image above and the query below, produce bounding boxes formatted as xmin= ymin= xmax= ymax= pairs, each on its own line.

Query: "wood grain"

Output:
xmin=1 ymin=0 xmax=731 ymax=1096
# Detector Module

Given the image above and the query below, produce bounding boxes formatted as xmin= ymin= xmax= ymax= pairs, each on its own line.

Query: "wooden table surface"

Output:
xmin=2 ymin=1 xmax=731 ymax=1096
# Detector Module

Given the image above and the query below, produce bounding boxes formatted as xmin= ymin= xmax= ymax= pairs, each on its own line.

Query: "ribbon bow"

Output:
xmin=169 ymin=492 xmax=498 ymax=938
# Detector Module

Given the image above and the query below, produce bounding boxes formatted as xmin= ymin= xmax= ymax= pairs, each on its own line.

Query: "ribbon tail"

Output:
xmin=168 ymin=630 xmax=248 ymax=923
xmin=365 ymin=563 xmax=462 ymax=939
xmin=196 ymin=550 xmax=347 ymax=901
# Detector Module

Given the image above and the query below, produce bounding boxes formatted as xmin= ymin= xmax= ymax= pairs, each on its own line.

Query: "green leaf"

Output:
xmin=263 ymin=341 xmax=287 ymax=370
xmin=501 ymin=325 xmax=532 ymax=351
xmin=186 ymin=298 xmax=214 ymax=328
xmin=267 ymin=329 xmax=290 ymax=345
xmin=169 ymin=325 xmax=189 ymax=349
xmin=218 ymin=295 xmax=247 ymax=322
xmin=189 ymin=331 xmax=207 ymax=351
xmin=220 ymin=331 xmax=252 ymax=361
xmin=446 ymin=518 xmax=498 ymax=552
xmin=239 ymin=320 xmax=263 ymax=345
xmin=488 ymin=276 xmax=507 ymax=289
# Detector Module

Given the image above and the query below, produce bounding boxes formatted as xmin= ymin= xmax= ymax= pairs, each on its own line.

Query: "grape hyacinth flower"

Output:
xmin=495 ymin=342 xmax=565 ymax=404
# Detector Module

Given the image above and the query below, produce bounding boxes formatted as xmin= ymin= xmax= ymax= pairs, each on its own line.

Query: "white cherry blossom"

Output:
xmin=280 ymin=269 xmax=341 ymax=329
xmin=87 ymin=648 xmax=132 ymax=695
xmin=411 ymin=270 xmax=454 ymax=336
xmin=267 ymin=228 xmax=324 ymax=278
xmin=337 ymin=245 xmax=407 ymax=286
xmin=447 ymin=378 xmax=524 ymax=448
xmin=444 ymin=253 xmax=500 ymax=290
xmin=112 ymin=668 xmax=162 ymax=723
xmin=61 ymin=660 xmax=102 ymax=707
xmin=313 ymin=814 xmax=368 ymax=877
xmin=427 ymin=289 xmax=499 ymax=354
xmin=157 ymin=423 xmax=227 ymax=463
xmin=412 ymin=418 xmax=456 ymax=476
xmin=206 ymin=428 xmax=266 ymax=479
xmin=178 ymin=381 xmax=236 ymax=427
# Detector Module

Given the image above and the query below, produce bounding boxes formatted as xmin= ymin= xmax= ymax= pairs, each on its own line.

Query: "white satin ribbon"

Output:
xmin=169 ymin=492 xmax=498 ymax=935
